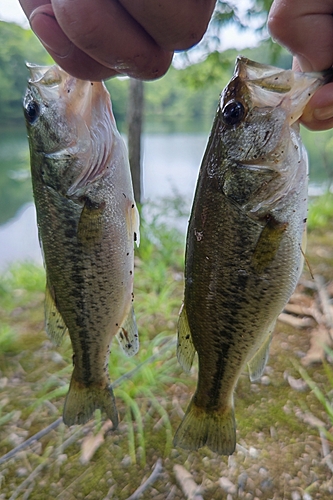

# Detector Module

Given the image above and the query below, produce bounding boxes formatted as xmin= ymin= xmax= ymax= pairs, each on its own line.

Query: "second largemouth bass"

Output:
xmin=174 ymin=57 xmax=330 ymax=454
xmin=23 ymin=64 xmax=140 ymax=427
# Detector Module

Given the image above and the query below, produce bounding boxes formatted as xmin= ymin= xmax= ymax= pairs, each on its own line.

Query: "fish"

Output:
xmin=173 ymin=57 xmax=331 ymax=455
xmin=23 ymin=63 xmax=140 ymax=427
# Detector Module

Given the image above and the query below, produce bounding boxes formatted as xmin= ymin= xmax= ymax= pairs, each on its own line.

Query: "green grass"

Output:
xmin=307 ymin=191 xmax=333 ymax=231
xmin=297 ymin=347 xmax=333 ymax=443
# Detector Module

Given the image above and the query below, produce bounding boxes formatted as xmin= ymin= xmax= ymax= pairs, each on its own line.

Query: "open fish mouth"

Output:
xmin=224 ymin=56 xmax=333 ymax=126
xmin=25 ymin=62 xmax=114 ymax=128
xmin=24 ymin=63 xmax=116 ymax=192
xmin=26 ymin=62 xmax=57 ymax=83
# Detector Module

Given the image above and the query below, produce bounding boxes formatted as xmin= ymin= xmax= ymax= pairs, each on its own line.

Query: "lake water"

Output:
xmin=0 ymin=128 xmax=329 ymax=270
xmin=0 ymin=130 xmax=208 ymax=270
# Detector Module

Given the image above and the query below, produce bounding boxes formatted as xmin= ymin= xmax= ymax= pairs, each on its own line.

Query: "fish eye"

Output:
xmin=222 ymin=100 xmax=245 ymax=126
xmin=24 ymin=100 xmax=40 ymax=124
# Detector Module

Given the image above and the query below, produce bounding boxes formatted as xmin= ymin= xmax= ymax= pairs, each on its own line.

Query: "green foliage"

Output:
xmin=0 ymin=21 xmax=51 ymax=126
xmin=298 ymin=355 xmax=333 ymax=442
xmin=144 ymin=65 xmax=221 ymax=133
xmin=178 ymin=50 xmax=235 ymax=90
xmin=104 ymin=77 xmax=130 ymax=131
xmin=302 ymin=127 xmax=333 ymax=186
xmin=307 ymin=192 xmax=333 ymax=231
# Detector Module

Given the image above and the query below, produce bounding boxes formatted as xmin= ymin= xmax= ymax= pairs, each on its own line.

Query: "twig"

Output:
xmin=102 ymin=484 xmax=117 ymax=500
xmin=125 ymin=458 xmax=163 ymax=500
xmin=80 ymin=420 xmax=113 ymax=464
xmin=0 ymin=417 xmax=62 ymax=466
xmin=9 ymin=448 xmax=53 ymax=500
xmin=283 ymin=303 xmax=312 ymax=316
xmin=315 ymin=275 xmax=333 ymax=341
xmin=283 ymin=303 xmax=324 ymax=324
xmin=22 ymin=482 xmax=35 ymax=500
xmin=320 ymin=430 xmax=333 ymax=473
xmin=299 ymin=278 xmax=318 ymax=290
xmin=173 ymin=464 xmax=204 ymax=500
xmin=278 ymin=312 xmax=313 ymax=328
xmin=293 ymin=406 xmax=326 ymax=429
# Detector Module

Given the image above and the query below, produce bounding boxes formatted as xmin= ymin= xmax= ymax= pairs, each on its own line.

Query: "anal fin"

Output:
xmin=177 ymin=304 xmax=196 ymax=373
xmin=116 ymin=306 xmax=139 ymax=357
xmin=45 ymin=282 xmax=68 ymax=345
xmin=247 ymin=331 xmax=273 ymax=382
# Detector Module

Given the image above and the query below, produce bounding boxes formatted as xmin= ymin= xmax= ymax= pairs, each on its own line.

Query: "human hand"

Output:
xmin=19 ymin=0 xmax=216 ymax=81
xmin=268 ymin=0 xmax=333 ymax=131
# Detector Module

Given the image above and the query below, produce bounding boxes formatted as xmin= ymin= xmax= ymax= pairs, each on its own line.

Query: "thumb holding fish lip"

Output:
xmin=51 ymin=0 xmax=174 ymax=80
xmin=268 ymin=0 xmax=333 ymax=131
xmin=19 ymin=0 xmax=174 ymax=81
xmin=291 ymin=57 xmax=333 ymax=131
xmin=21 ymin=2 xmax=121 ymax=80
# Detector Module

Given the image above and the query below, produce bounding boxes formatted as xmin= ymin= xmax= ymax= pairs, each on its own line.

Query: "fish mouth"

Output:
xmin=25 ymin=63 xmax=116 ymax=195
xmin=26 ymin=62 xmax=56 ymax=84
xmin=25 ymin=62 xmax=114 ymax=129
xmin=231 ymin=56 xmax=332 ymax=125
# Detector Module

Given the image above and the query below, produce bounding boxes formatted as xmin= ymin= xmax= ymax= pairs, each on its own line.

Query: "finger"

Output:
xmin=119 ymin=0 xmax=216 ymax=50
xmin=19 ymin=0 xmax=48 ymax=17
xmin=20 ymin=1 xmax=122 ymax=80
xmin=29 ymin=4 xmax=120 ymax=80
xmin=301 ymin=82 xmax=333 ymax=131
xmin=51 ymin=0 xmax=173 ymax=80
xmin=268 ymin=0 xmax=333 ymax=72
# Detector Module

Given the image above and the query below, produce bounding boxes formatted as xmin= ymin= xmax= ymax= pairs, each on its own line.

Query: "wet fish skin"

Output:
xmin=23 ymin=64 xmax=140 ymax=427
xmin=174 ymin=57 xmax=330 ymax=454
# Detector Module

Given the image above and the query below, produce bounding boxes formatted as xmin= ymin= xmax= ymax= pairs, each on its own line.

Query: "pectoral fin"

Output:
xmin=116 ymin=306 xmax=139 ymax=357
xmin=177 ymin=304 xmax=196 ymax=373
xmin=77 ymin=197 xmax=105 ymax=246
xmin=247 ymin=330 xmax=273 ymax=382
xmin=252 ymin=216 xmax=288 ymax=273
xmin=45 ymin=282 xmax=68 ymax=345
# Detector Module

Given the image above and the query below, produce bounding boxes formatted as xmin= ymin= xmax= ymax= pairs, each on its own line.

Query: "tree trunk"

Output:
xmin=127 ymin=79 xmax=144 ymax=204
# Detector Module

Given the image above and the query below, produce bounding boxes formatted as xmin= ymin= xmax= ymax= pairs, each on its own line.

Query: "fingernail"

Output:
xmin=30 ymin=8 xmax=73 ymax=58
xmin=293 ymin=55 xmax=314 ymax=73
xmin=313 ymin=105 xmax=333 ymax=121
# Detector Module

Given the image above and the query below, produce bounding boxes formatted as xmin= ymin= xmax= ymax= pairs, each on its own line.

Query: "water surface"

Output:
xmin=0 ymin=131 xmax=207 ymax=269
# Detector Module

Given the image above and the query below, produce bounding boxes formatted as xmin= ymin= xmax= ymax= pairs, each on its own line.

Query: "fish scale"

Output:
xmin=174 ymin=57 xmax=331 ymax=455
xmin=23 ymin=63 xmax=140 ymax=427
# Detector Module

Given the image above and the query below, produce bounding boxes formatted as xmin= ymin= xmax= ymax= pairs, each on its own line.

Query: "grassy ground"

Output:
xmin=0 ymin=196 xmax=333 ymax=499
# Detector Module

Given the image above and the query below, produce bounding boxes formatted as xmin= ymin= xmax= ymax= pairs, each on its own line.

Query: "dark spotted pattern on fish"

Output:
xmin=23 ymin=63 xmax=140 ymax=427
xmin=174 ymin=57 xmax=332 ymax=455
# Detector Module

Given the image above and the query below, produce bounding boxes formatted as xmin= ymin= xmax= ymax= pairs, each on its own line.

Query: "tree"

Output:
xmin=127 ymin=79 xmax=144 ymax=204
xmin=125 ymin=0 xmax=275 ymax=200
xmin=0 ymin=21 xmax=51 ymax=126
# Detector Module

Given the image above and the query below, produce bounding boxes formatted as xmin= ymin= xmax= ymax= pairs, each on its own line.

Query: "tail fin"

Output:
xmin=63 ymin=376 xmax=119 ymax=428
xmin=173 ymin=399 xmax=236 ymax=455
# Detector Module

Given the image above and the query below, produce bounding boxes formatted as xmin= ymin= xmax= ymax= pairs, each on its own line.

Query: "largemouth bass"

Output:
xmin=174 ymin=57 xmax=330 ymax=455
xmin=23 ymin=64 xmax=140 ymax=427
